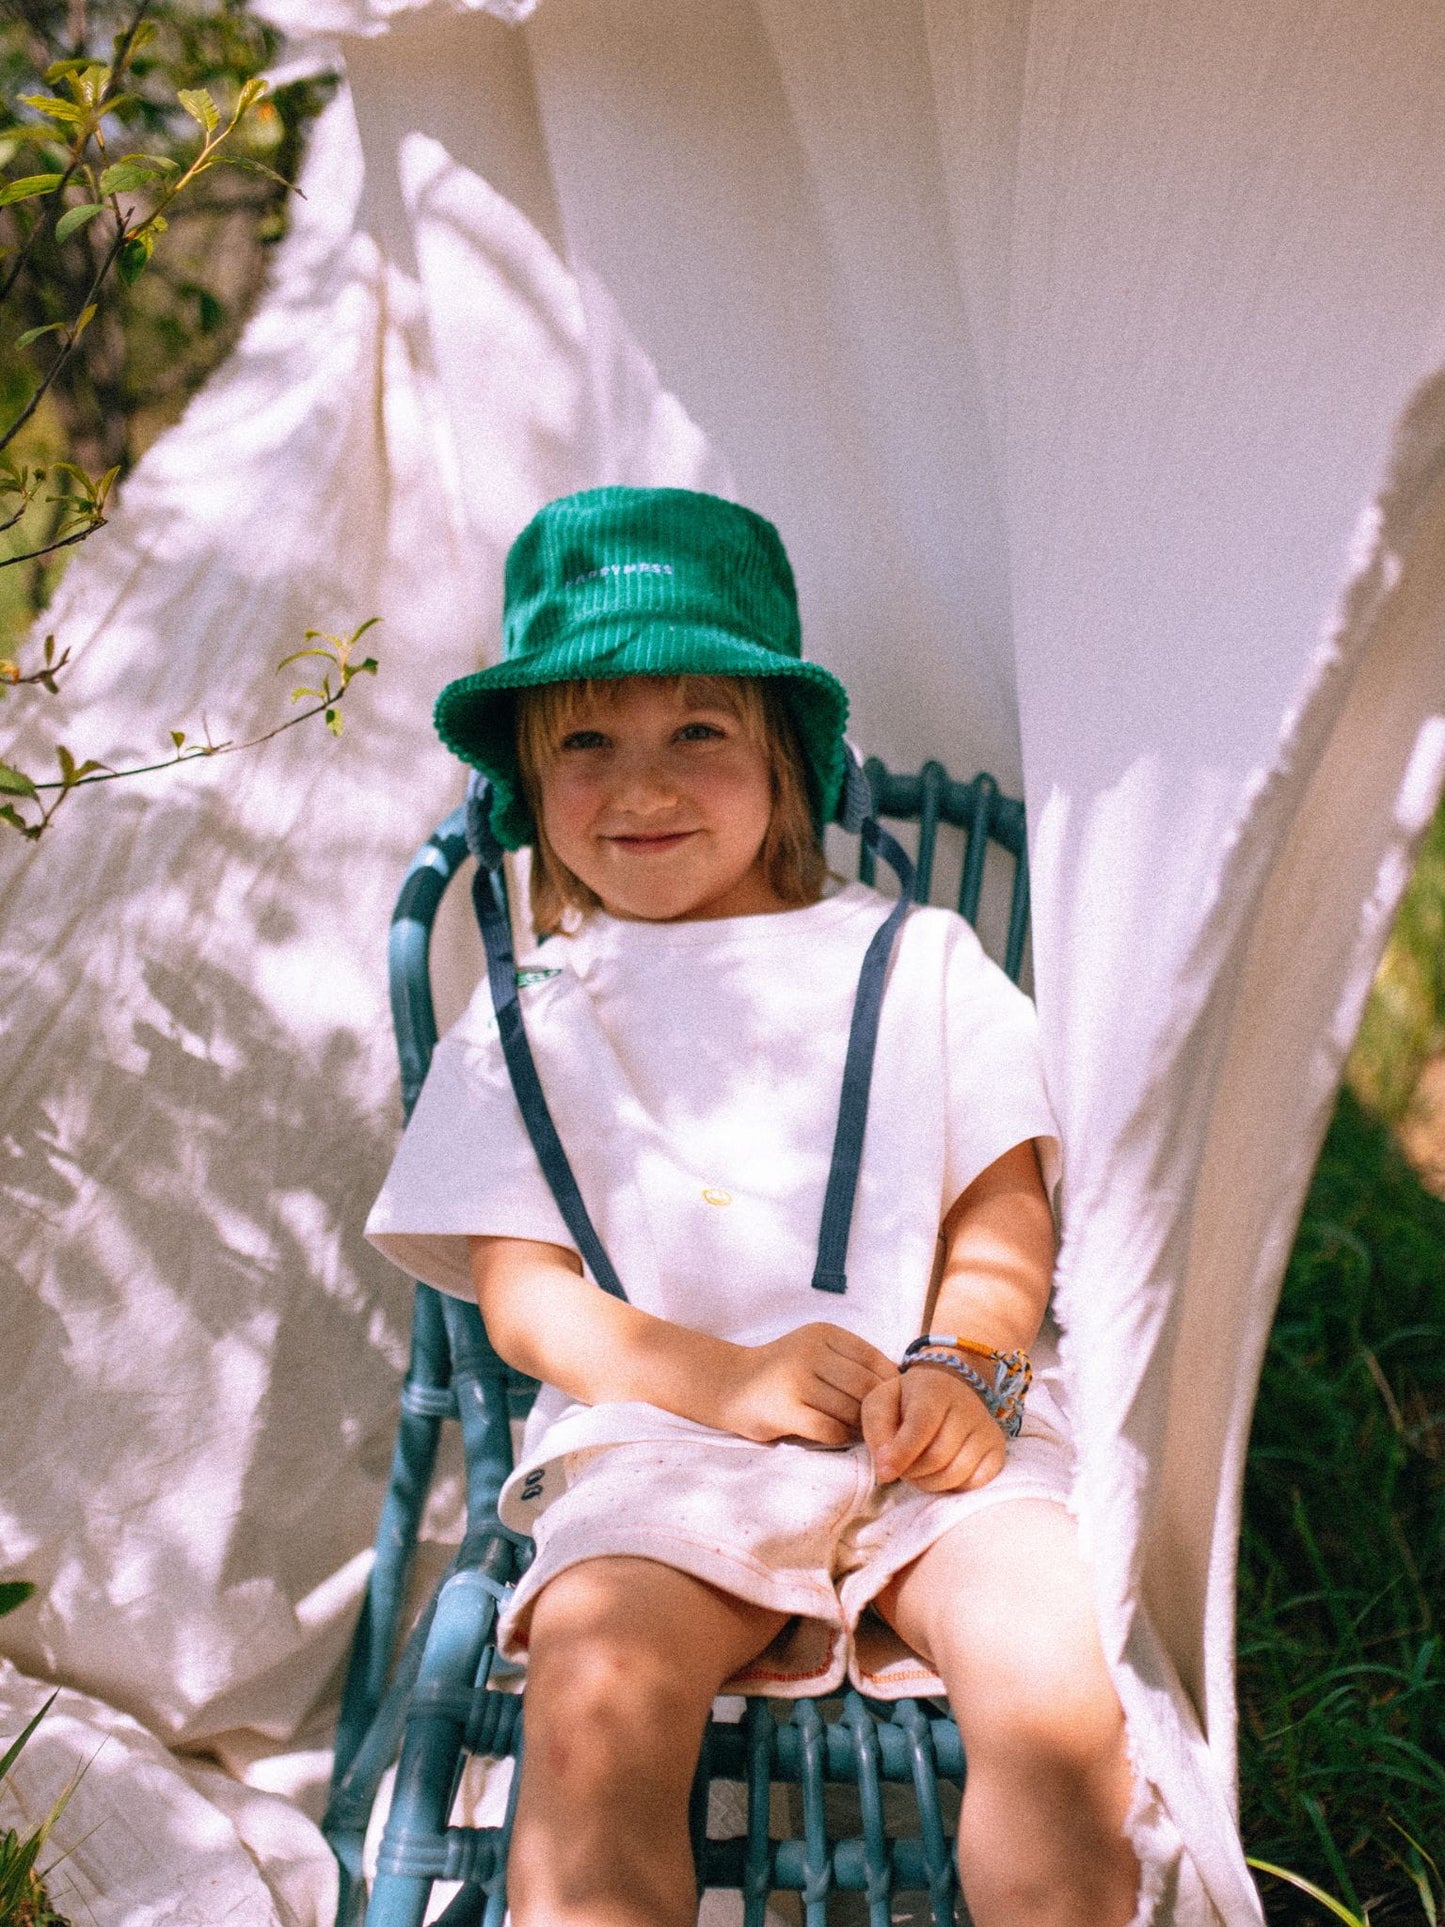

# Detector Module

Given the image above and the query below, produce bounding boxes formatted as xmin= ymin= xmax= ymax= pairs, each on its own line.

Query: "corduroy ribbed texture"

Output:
xmin=434 ymin=487 xmax=849 ymax=848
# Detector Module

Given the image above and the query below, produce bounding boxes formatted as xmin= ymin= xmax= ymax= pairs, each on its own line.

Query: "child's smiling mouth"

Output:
xmin=605 ymin=831 xmax=697 ymax=855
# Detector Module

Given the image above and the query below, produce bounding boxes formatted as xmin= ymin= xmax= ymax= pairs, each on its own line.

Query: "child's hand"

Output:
xmin=714 ymin=1323 xmax=897 ymax=1447
xmin=862 ymin=1363 xmax=1007 ymax=1492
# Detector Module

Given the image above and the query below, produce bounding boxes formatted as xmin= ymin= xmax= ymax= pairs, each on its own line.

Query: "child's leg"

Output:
xmin=873 ymin=1497 xmax=1139 ymax=1927
xmin=509 ymin=1554 xmax=788 ymax=1927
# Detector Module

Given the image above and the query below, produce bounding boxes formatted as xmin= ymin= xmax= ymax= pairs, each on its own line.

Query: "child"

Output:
xmin=367 ymin=487 xmax=1139 ymax=1927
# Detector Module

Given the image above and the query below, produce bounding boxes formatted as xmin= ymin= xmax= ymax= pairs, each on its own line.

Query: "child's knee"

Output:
xmin=946 ymin=1610 xmax=1126 ymax=1777
xmin=997 ymin=1656 xmax=1127 ymax=1778
xmin=523 ymin=1563 xmax=715 ymax=1772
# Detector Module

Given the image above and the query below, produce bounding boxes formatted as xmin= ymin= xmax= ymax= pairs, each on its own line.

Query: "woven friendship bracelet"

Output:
xmin=899 ymin=1337 xmax=1033 ymax=1438
xmin=906 ymin=1332 xmax=1001 ymax=1368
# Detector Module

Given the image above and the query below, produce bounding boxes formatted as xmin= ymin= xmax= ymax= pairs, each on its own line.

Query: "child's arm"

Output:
xmin=862 ymin=1138 xmax=1056 ymax=1491
xmin=469 ymin=1235 xmax=896 ymax=1447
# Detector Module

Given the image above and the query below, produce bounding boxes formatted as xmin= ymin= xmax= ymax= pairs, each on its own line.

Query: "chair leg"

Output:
xmin=366 ymin=1562 xmax=510 ymax=1927
xmin=333 ymin=1289 xmax=454 ymax=1789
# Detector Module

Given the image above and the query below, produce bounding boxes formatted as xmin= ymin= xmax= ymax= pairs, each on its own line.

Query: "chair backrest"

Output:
xmin=860 ymin=758 xmax=1030 ymax=982
xmin=389 ymin=808 xmax=471 ymax=1119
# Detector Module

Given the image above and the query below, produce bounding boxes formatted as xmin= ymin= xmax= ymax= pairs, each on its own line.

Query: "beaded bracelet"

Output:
xmin=899 ymin=1335 xmax=1033 ymax=1438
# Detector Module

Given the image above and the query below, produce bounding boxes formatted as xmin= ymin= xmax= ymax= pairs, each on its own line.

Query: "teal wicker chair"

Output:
xmin=324 ymin=758 xmax=1029 ymax=1927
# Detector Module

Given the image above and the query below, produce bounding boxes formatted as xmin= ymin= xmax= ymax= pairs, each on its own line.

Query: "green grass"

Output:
xmin=0 ymin=1587 xmax=73 ymax=1927
xmin=1240 ymin=1052 xmax=1445 ymax=1911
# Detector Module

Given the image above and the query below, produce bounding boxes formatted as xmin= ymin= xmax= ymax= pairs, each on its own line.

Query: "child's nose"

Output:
xmin=612 ymin=754 xmax=680 ymax=813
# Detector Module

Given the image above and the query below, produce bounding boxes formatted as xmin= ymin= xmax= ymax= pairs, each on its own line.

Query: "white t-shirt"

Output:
xmin=366 ymin=883 xmax=1064 ymax=1528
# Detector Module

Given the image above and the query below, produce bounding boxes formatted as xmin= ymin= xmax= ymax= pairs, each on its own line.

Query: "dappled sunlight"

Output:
xmin=0 ymin=0 xmax=1443 ymax=1918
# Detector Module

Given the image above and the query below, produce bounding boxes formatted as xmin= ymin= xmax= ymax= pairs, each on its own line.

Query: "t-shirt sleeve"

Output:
xmin=364 ymin=998 xmax=577 ymax=1301
xmin=942 ymin=921 xmax=1061 ymax=1209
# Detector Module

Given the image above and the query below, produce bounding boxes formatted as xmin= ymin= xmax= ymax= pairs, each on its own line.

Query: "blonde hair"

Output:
xmin=514 ymin=674 xmax=826 ymax=934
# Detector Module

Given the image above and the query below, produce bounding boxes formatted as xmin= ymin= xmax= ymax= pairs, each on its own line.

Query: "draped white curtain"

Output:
xmin=3 ymin=3 xmax=1444 ymax=1920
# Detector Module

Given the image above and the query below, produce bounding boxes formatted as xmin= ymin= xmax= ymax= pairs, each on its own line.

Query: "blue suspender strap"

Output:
xmin=809 ymin=818 xmax=914 ymax=1294
xmin=464 ymin=776 xmax=914 ymax=1307
xmin=467 ymin=849 xmax=630 ymax=1304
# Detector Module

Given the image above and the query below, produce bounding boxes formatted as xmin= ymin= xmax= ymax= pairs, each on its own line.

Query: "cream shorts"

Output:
xmin=496 ymin=1423 xmax=1074 ymax=1700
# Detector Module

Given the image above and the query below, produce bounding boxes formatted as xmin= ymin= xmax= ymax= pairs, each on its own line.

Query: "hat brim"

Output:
xmin=434 ymin=621 xmax=850 ymax=849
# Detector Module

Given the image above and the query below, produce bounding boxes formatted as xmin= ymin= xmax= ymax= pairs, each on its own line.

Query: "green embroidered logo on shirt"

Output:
xmin=515 ymin=967 xmax=562 ymax=989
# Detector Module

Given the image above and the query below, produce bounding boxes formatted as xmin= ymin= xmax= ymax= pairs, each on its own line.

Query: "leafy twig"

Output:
xmin=0 ymin=619 xmax=379 ymax=839
xmin=0 ymin=632 xmax=69 ymax=692
xmin=2 ymin=39 xmax=281 ymax=458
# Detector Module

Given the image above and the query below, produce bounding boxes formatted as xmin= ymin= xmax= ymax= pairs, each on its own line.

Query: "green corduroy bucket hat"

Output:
xmin=434 ymin=486 xmax=850 ymax=850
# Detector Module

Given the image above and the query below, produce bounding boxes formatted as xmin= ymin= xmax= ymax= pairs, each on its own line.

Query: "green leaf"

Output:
xmin=62 ymin=63 xmax=106 ymax=106
xmin=0 ymin=125 xmax=67 ymax=150
xmin=18 ymin=94 xmax=84 ymax=125
xmin=52 ymin=746 xmax=103 ymax=786
xmin=177 ymin=88 xmax=219 ymax=133
xmin=0 ymin=1692 xmax=55 ymax=1785
xmin=0 ymin=762 xmax=36 ymax=798
xmin=0 ymin=1582 xmax=34 ymax=1618
xmin=236 ymin=77 xmax=268 ymax=116
xmin=0 ymin=804 xmax=40 ymax=838
xmin=170 ymin=730 xmax=186 ymax=750
xmin=118 ymin=232 xmax=153 ymax=284
xmin=15 ymin=319 xmax=65 ymax=349
xmin=325 ymin=708 xmax=343 ymax=736
xmin=0 ymin=171 xmax=63 ymax=206
xmin=55 ymin=200 xmax=107 ymax=241
xmin=226 ymin=155 xmax=293 ymax=191
xmin=118 ymin=19 xmax=158 ymax=56
xmin=99 ymin=154 xmax=177 ymax=195
xmin=1246 ymin=1861 xmax=1368 ymax=1927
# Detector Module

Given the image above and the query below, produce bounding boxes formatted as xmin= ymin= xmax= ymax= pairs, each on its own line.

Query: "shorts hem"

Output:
xmin=497 ymin=1519 xmax=842 ymax=1675
xmin=839 ymin=1481 xmax=1075 ymax=1701
xmin=841 ymin=1477 xmax=1074 ymax=1624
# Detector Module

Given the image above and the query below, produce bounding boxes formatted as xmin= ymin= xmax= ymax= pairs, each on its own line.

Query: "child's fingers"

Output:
xmin=908 ymin=1428 xmax=1007 ymax=1493
xmin=819 ymin=1327 xmax=898 ymax=1386
xmin=861 ymin=1375 xmax=902 ymax=1459
xmin=874 ymin=1383 xmax=946 ymax=1482
xmin=818 ymin=1351 xmax=893 ymax=1407
xmin=802 ymin=1376 xmax=870 ymax=1428
xmin=885 ymin=1367 xmax=1002 ymax=1487
xmin=786 ymin=1406 xmax=853 ymax=1448
xmin=896 ymin=1404 xmax=971 ymax=1482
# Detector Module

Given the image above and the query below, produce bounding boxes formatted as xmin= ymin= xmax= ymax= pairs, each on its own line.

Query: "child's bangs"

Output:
xmin=517 ymin=674 xmax=767 ymax=760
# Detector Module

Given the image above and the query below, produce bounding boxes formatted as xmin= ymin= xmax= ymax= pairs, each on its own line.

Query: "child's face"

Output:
xmin=535 ymin=677 xmax=787 ymax=922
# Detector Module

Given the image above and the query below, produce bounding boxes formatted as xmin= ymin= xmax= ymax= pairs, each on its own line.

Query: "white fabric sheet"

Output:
xmin=3 ymin=2 xmax=1445 ymax=1921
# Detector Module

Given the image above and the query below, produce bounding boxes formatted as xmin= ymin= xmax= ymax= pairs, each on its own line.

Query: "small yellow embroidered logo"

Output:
xmin=701 ymin=1187 xmax=733 ymax=1207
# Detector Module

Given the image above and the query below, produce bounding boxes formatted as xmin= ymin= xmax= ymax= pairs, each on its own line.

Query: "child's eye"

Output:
xmin=558 ymin=729 xmax=610 ymax=751
xmin=675 ymin=721 xmax=727 ymax=743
